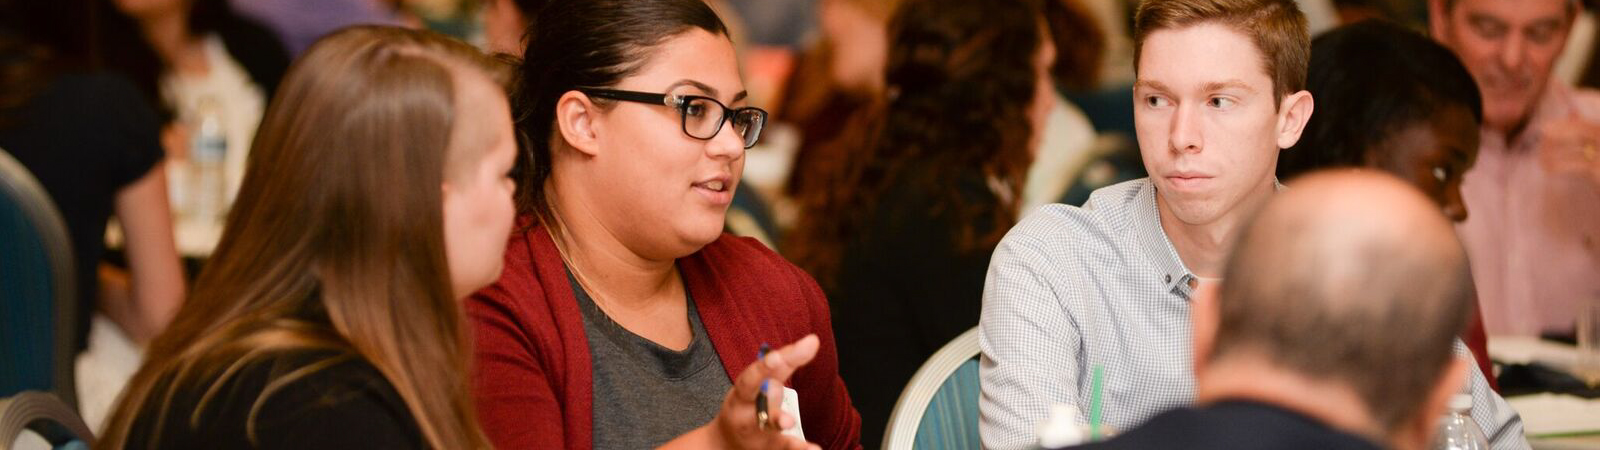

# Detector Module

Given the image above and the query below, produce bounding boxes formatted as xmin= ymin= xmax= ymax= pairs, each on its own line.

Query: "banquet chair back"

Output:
xmin=0 ymin=391 xmax=92 ymax=450
xmin=883 ymin=326 xmax=982 ymax=450
xmin=0 ymin=148 xmax=78 ymax=407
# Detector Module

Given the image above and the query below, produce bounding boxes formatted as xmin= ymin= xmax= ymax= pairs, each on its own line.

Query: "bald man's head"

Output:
xmin=1212 ymin=169 xmax=1473 ymax=434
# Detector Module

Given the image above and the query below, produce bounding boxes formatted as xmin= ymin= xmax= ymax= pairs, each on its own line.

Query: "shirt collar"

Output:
xmin=1492 ymin=78 xmax=1575 ymax=152
xmin=1131 ymin=180 xmax=1197 ymax=299
xmin=1131 ymin=178 xmax=1286 ymax=300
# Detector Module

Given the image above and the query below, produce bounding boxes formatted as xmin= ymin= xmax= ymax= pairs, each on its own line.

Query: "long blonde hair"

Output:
xmin=98 ymin=26 xmax=504 ymax=449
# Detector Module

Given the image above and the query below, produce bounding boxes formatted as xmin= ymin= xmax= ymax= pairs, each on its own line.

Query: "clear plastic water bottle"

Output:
xmin=189 ymin=98 xmax=227 ymax=225
xmin=1431 ymin=394 xmax=1489 ymax=450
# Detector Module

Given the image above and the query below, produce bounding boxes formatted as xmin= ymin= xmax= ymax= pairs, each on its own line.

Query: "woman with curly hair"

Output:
xmin=784 ymin=0 xmax=1056 ymax=444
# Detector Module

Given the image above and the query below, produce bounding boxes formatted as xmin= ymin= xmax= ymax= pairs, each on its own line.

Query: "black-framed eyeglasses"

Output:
xmin=578 ymin=88 xmax=769 ymax=149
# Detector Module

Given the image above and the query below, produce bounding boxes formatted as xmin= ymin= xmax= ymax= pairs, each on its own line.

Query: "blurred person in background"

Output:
xmin=98 ymin=0 xmax=289 ymax=222
xmin=785 ymin=0 xmax=1054 ymax=444
xmin=3 ymin=2 xmax=189 ymax=430
xmin=1330 ymin=0 xmax=1408 ymax=24
xmin=1026 ymin=0 xmax=1143 ymax=213
xmin=1430 ymin=0 xmax=1600 ymax=337
xmin=725 ymin=0 xmax=818 ymax=48
xmin=0 ymin=0 xmax=185 ymax=350
xmin=1278 ymin=20 xmax=1494 ymax=380
xmin=480 ymin=0 xmax=543 ymax=55
xmin=775 ymin=0 xmax=900 ymax=202
xmin=229 ymin=0 xmax=408 ymax=57
xmin=97 ymin=26 xmax=513 ymax=449
xmin=478 ymin=0 xmax=748 ymax=70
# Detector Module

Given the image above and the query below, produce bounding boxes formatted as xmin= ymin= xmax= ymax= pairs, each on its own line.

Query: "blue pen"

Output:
xmin=756 ymin=342 xmax=771 ymax=430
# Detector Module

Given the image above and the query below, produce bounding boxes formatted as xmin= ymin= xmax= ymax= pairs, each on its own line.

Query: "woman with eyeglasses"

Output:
xmin=467 ymin=0 xmax=861 ymax=449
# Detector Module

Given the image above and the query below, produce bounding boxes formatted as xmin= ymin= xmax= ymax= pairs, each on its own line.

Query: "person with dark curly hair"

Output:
xmin=783 ymin=0 xmax=1056 ymax=444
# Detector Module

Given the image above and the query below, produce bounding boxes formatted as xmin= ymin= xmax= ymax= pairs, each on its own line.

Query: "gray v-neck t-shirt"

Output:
xmin=568 ymin=270 xmax=732 ymax=449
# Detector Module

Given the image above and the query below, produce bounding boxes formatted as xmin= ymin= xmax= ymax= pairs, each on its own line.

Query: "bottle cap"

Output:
xmin=1449 ymin=394 xmax=1473 ymax=412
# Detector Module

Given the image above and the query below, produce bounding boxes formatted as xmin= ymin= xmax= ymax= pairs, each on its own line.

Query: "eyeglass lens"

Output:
xmin=680 ymin=97 xmax=765 ymax=148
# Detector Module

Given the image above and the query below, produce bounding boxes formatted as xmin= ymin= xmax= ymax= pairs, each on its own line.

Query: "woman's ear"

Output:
xmin=555 ymin=90 xmax=604 ymax=157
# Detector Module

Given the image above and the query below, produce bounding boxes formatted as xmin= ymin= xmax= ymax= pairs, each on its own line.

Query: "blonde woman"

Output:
xmin=98 ymin=26 xmax=514 ymax=449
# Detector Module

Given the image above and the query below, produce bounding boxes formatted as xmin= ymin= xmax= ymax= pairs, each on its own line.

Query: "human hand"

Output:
xmin=1537 ymin=115 xmax=1600 ymax=181
xmin=711 ymin=334 xmax=822 ymax=450
xmin=161 ymin=123 xmax=190 ymax=161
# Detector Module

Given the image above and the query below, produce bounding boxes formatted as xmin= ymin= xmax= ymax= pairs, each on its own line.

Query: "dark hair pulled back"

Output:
xmin=511 ymin=0 xmax=729 ymax=217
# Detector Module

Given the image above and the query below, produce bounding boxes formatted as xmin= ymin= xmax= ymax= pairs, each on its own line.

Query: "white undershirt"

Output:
xmin=162 ymin=33 xmax=265 ymax=209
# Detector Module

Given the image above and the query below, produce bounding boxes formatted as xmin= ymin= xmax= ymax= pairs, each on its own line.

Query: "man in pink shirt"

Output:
xmin=1431 ymin=0 xmax=1600 ymax=336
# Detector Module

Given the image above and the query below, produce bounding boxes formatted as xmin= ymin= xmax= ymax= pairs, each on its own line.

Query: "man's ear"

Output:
xmin=1428 ymin=0 xmax=1452 ymax=40
xmin=554 ymin=90 xmax=604 ymax=158
xmin=1192 ymin=281 xmax=1223 ymax=380
xmin=1275 ymin=90 xmax=1314 ymax=150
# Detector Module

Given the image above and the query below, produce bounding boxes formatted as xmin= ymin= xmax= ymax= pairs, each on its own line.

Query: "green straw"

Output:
xmin=1089 ymin=365 xmax=1105 ymax=441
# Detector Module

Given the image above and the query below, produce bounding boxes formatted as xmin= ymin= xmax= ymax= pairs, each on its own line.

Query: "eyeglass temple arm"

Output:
xmin=579 ymin=88 xmax=679 ymax=107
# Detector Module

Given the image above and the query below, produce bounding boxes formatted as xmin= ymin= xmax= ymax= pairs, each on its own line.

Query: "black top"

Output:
xmin=828 ymin=164 xmax=1003 ymax=448
xmin=0 ymin=72 xmax=165 ymax=350
xmin=1073 ymin=400 xmax=1384 ymax=450
xmin=570 ymin=269 xmax=732 ymax=449
xmin=123 ymin=352 xmax=425 ymax=450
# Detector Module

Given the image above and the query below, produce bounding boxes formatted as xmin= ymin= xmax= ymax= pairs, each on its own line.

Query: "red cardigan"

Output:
xmin=468 ymin=223 xmax=863 ymax=450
